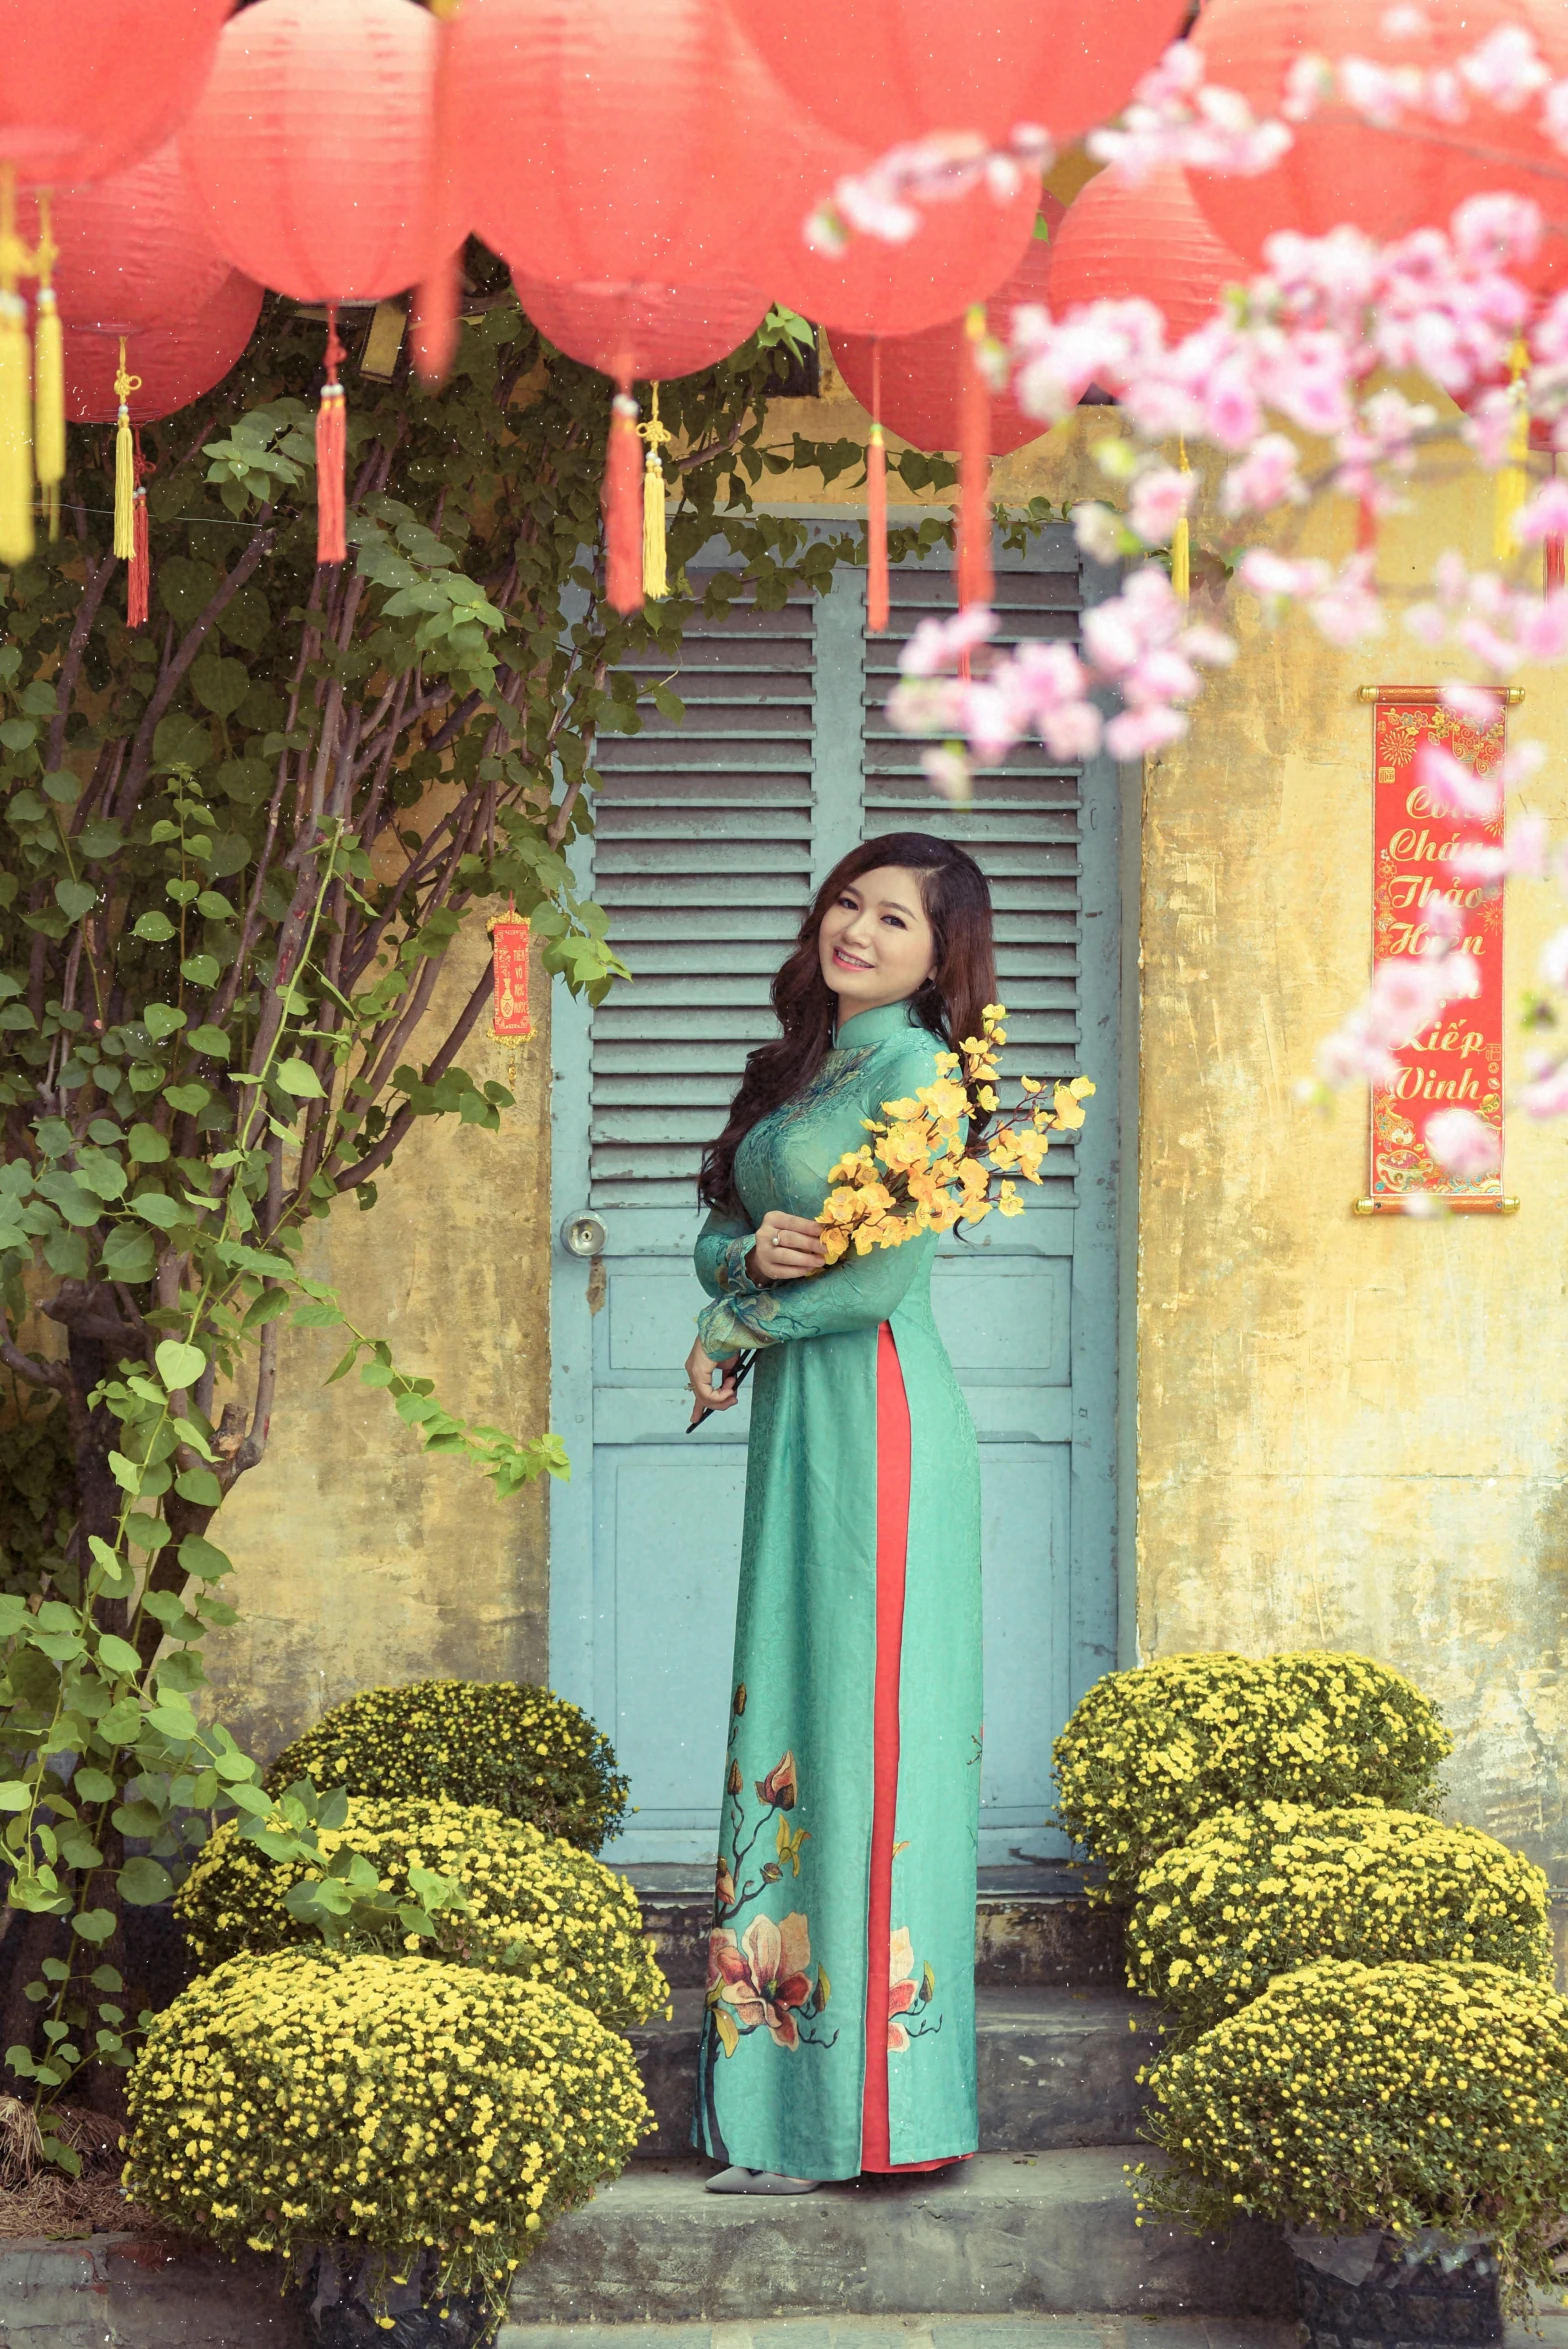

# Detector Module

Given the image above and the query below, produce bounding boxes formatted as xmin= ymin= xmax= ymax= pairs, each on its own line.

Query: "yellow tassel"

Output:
xmin=32 ymin=192 xmax=62 ymax=540
xmin=113 ymin=338 xmax=137 ymax=561
xmin=0 ymin=164 xmax=32 ymax=567
xmin=639 ymin=381 xmax=672 ymax=602
xmin=1171 ymin=436 xmax=1191 ymax=604
xmin=1495 ymin=336 xmax=1530 ymax=562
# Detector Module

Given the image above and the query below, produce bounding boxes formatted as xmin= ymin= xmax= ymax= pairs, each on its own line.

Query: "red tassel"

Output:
xmin=1547 ymin=455 xmax=1565 ymax=595
xmin=1356 ymin=491 xmax=1378 ymax=555
xmin=127 ymin=434 xmax=149 ymax=628
xmin=413 ymin=0 xmax=460 ymax=387
xmin=867 ymin=342 xmax=889 ymax=633
xmin=957 ymin=305 xmax=992 ymax=612
xmin=316 ymin=304 xmax=347 ymax=567
xmin=605 ymin=389 xmax=643 ymax=614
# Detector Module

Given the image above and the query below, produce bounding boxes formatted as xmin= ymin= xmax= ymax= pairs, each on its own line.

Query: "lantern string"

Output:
xmin=127 ymin=434 xmax=150 ymax=629
xmin=0 ymin=163 xmax=35 ymax=568
xmin=31 ymin=191 xmax=62 ymax=543
xmin=1494 ymin=334 xmax=1530 ymax=564
xmin=1171 ymin=435 xmax=1191 ymax=605
xmin=604 ymin=385 xmax=643 ymax=615
xmin=412 ymin=0 xmax=461 ymax=386
xmin=639 ymin=380 xmax=671 ymax=601
xmin=957 ymin=303 xmax=992 ymax=616
xmin=867 ymin=339 xmax=889 ymax=634
xmin=316 ymin=302 xmax=347 ymax=566
xmin=112 ymin=338 xmax=139 ymax=562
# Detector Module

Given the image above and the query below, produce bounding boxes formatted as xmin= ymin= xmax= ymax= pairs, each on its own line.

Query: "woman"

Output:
xmin=685 ymin=831 xmax=992 ymax=2192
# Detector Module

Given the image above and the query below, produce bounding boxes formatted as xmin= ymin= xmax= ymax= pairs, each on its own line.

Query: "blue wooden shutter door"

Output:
xmin=550 ymin=528 xmax=1119 ymax=1861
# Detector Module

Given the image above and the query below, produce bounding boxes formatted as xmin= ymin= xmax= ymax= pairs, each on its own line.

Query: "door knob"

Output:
xmin=560 ymin=1210 xmax=608 ymax=1258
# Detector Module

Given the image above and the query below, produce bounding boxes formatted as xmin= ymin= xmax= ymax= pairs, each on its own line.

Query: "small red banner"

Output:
xmin=489 ymin=912 xmax=532 ymax=1042
xmin=1368 ymin=692 xmax=1504 ymax=1209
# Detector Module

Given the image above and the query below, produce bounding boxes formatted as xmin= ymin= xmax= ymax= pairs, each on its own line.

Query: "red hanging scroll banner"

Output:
xmin=1355 ymin=685 xmax=1520 ymax=1216
xmin=489 ymin=907 xmax=532 ymax=1042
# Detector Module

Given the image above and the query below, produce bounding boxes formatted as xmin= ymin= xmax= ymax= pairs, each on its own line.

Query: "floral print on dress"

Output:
xmin=701 ymin=1690 xmax=836 ymax=2070
xmin=708 ymin=1912 xmax=817 ymax=2053
xmin=887 ymin=1925 xmax=941 ymax=2051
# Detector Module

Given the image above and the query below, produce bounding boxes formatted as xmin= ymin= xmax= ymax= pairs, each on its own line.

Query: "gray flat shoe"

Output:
xmin=704 ymin=2166 xmax=822 ymax=2194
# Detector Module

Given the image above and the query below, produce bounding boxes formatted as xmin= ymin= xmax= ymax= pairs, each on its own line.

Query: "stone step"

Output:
xmin=630 ymin=1867 xmax=1126 ymax=1995
xmin=498 ymin=2321 xmax=1301 ymax=2349
xmin=629 ymin=1988 xmax=1163 ymax=2158
xmin=504 ymin=2153 xmax=1294 ymax=2326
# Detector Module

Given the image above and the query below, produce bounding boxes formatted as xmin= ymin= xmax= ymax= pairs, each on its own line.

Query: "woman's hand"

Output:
xmin=746 ymin=1211 xmax=827 ymax=1283
xmin=686 ymin=1338 xmax=741 ymax=1420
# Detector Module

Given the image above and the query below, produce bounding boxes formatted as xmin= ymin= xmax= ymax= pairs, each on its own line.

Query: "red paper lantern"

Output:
xmin=64 ymin=270 xmax=263 ymax=424
xmin=21 ymin=143 xmax=230 ymax=341
xmin=756 ymin=119 xmax=1043 ymax=337
xmin=178 ymin=0 xmax=461 ymax=302
xmin=830 ymin=220 xmax=1062 ymax=455
xmin=1187 ymin=0 xmax=1568 ymax=275
xmin=517 ymin=277 xmax=770 ymax=381
xmin=0 ymin=0 xmax=229 ymax=187
xmin=725 ymin=0 xmax=1187 ymax=152
xmin=1046 ymin=161 xmax=1247 ymax=353
xmin=455 ymin=0 xmax=790 ymax=287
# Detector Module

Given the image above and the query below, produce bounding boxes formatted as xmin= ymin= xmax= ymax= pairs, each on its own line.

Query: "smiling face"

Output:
xmin=817 ymin=864 xmax=938 ymax=1022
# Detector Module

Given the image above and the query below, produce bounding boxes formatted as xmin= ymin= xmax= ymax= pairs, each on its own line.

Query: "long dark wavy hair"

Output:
xmin=698 ymin=831 xmax=997 ymax=1215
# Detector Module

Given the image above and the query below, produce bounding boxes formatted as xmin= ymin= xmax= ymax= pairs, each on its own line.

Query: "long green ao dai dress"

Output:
xmin=692 ymin=997 xmax=983 ymax=2179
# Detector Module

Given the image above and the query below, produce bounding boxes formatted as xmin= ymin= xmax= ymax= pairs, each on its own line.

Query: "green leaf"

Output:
xmin=186 ymin=1024 xmax=231 ymax=1057
xmin=274 ymin=1057 xmax=326 ymax=1099
xmin=189 ymin=653 xmax=250 ymax=718
xmin=132 ymin=912 xmax=177 ymax=943
xmin=112 ymin=1802 xmax=164 ymax=1839
xmin=0 ymin=1595 xmax=27 ymax=1637
xmin=178 ymin=1532 xmax=233 ymax=1581
xmin=100 ymin=1225 xmax=157 ymax=1282
xmin=127 ymin=1124 xmax=170 ymax=1164
xmin=96 ymin=1699 xmax=144 ymax=1745
xmin=0 ymin=1782 xmax=31 ymax=1811
xmin=71 ymin=1911 xmax=117 ymax=1944
xmin=134 ymin=1193 xmax=183 ymax=1232
xmin=181 ymin=954 xmax=221 ymax=987
xmin=151 ymin=713 xmax=213 ymax=771
xmin=155 ymin=1339 xmax=207 ymax=1392
xmin=142 ymin=1003 xmax=185 ymax=1042
xmin=110 ymin=1850 xmax=169 ymax=1903
xmin=163 ymin=1083 xmax=210 ymax=1114
xmin=174 ymin=1466 xmax=223 ymax=1507
xmin=55 ymin=879 xmax=97 ymax=921
xmin=73 ymin=1770 xmax=118 ymax=1804
xmin=96 ymin=1635 xmax=142 ymax=1676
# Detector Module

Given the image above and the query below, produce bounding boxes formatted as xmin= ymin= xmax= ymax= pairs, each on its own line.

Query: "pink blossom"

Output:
xmin=1457 ymin=25 xmax=1550 ymax=110
xmin=1438 ymin=679 xmax=1505 ymax=722
xmin=921 ymin=747 xmax=972 ymax=803
xmin=1072 ymin=501 xmax=1127 ymax=565
xmin=900 ymin=606 xmax=997 ymax=679
xmin=1222 ymin=434 xmax=1307 ymax=516
xmin=1423 ymin=1106 xmax=1502 ymax=1178
xmin=1515 ymin=479 xmax=1568 ymax=544
xmin=1540 ymin=926 xmax=1568 ymax=993
xmin=1129 ymin=464 xmax=1198 ymax=546
xmin=1415 ymin=740 xmax=1502 ymax=821
xmin=1520 ymin=1058 xmax=1568 ymax=1118
xmin=1450 ymin=814 xmax=1548 ymax=882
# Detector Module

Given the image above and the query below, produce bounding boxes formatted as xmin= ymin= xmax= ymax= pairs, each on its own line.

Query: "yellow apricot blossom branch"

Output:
xmin=816 ymin=1002 xmax=1095 ymax=1263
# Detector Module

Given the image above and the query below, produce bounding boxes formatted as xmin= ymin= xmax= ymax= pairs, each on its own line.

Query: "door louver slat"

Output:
xmin=589 ymin=558 xmax=1091 ymax=1215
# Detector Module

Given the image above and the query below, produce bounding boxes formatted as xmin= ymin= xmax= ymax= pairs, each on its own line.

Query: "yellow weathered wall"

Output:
xmin=1136 ymin=437 xmax=1568 ymax=1880
xmin=202 ymin=925 xmax=554 ymax=1764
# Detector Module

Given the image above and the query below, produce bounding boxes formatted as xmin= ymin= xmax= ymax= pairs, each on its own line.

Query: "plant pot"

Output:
xmin=296 ymin=2245 xmax=498 ymax=2349
xmin=1288 ymin=2228 xmax=1503 ymax=2348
